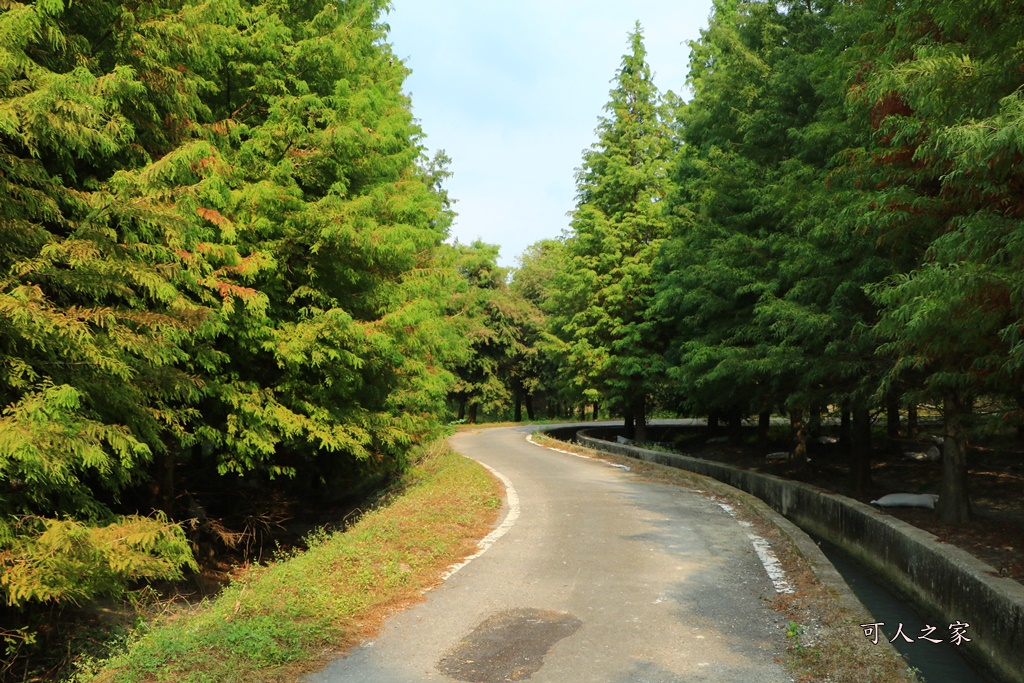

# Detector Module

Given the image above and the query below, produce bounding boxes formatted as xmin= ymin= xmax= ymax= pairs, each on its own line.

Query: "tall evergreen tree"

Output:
xmin=187 ymin=0 xmax=465 ymax=484
xmin=655 ymin=0 xmax=784 ymax=437
xmin=655 ymin=0 xmax=893 ymax=474
xmin=855 ymin=0 xmax=1024 ymax=522
xmin=745 ymin=0 xmax=889 ymax=482
xmin=553 ymin=24 xmax=673 ymax=442
xmin=511 ymin=239 xmax=569 ymax=419
xmin=0 ymin=0 xmax=465 ymax=619
xmin=448 ymin=240 xmax=544 ymax=423
xmin=0 ymin=0 xmax=226 ymax=607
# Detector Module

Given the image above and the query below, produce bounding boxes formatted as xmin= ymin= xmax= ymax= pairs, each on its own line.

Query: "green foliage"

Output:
xmin=511 ymin=239 xmax=572 ymax=414
xmin=0 ymin=0 xmax=464 ymax=622
xmin=1 ymin=515 xmax=196 ymax=608
xmin=846 ymin=0 xmax=1024 ymax=520
xmin=858 ymin=0 xmax=1024 ymax=400
xmin=172 ymin=0 xmax=465 ymax=480
xmin=447 ymin=240 xmax=544 ymax=422
xmin=551 ymin=25 xmax=673 ymax=420
xmin=645 ymin=0 xmax=1024 ymax=515
xmin=650 ymin=0 xmax=900 ymax=433
xmin=1 ymin=0 xmax=222 ymax=607
xmin=786 ymin=620 xmax=805 ymax=654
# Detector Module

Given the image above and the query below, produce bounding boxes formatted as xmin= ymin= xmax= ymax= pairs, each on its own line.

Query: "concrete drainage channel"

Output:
xmin=537 ymin=425 xmax=1024 ymax=683
xmin=816 ymin=537 xmax=990 ymax=683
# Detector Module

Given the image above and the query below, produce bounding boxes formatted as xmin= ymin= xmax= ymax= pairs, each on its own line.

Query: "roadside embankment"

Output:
xmin=563 ymin=427 xmax=1024 ymax=683
xmin=75 ymin=441 xmax=503 ymax=683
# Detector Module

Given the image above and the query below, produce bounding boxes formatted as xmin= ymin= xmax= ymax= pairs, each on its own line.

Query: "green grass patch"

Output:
xmin=73 ymin=441 xmax=502 ymax=683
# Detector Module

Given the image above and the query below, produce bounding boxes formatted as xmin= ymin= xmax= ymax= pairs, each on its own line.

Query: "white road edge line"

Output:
xmin=529 ymin=433 xmax=791 ymax=593
xmin=746 ymin=533 xmax=794 ymax=594
xmin=439 ymin=462 xmax=520 ymax=581
xmin=526 ymin=433 xmax=630 ymax=470
xmin=716 ymin=501 xmax=794 ymax=594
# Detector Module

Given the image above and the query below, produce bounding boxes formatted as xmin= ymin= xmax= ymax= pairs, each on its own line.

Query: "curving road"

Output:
xmin=307 ymin=425 xmax=794 ymax=683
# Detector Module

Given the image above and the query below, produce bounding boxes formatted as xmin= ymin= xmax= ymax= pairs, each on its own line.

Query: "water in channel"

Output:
xmin=815 ymin=538 xmax=993 ymax=683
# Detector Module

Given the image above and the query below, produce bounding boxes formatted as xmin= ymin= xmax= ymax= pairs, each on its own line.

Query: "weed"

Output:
xmin=302 ymin=525 xmax=331 ymax=549
xmin=786 ymin=620 xmax=806 ymax=653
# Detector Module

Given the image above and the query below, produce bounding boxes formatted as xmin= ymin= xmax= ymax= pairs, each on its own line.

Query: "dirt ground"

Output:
xmin=670 ymin=428 xmax=1024 ymax=584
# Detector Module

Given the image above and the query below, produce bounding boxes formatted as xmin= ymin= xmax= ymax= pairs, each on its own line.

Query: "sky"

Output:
xmin=385 ymin=1 xmax=714 ymax=268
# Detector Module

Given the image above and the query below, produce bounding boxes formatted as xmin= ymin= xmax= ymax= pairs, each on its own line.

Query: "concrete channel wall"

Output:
xmin=565 ymin=428 xmax=1024 ymax=683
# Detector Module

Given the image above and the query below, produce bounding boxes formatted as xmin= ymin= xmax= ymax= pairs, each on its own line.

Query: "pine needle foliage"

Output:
xmin=1 ymin=0 xmax=217 ymax=608
xmin=553 ymin=24 xmax=673 ymax=429
xmin=446 ymin=240 xmax=544 ymax=423
xmin=533 ymin=0 xmax=1024 ymax=524
xmin=1 ymin=0 xmax=464 ymax=623
xmin=853 ymin=0 xmax=1024 ymax=521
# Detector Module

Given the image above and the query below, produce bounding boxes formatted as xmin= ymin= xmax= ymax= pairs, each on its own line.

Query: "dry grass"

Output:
xmin=73 ymin=440 xmax=502 ymax=683
xmin=532 ymin=433 xmax=919 ymax=683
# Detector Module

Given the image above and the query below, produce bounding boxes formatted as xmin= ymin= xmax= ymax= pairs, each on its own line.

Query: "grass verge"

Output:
xmin=531 ymin=433 xmax=918 ymax=683
xmin=73 ymin=440 xmax=503 ymax=683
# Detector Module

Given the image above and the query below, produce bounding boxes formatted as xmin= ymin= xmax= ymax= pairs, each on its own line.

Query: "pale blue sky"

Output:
xmin=385 ymin=1 xmax=714 ymax=268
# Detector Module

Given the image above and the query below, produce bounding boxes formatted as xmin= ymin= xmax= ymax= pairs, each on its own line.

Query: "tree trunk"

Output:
xmin=156 ymin=447 xmax=177 ymax=517
xmin=757 ymin=410 xmax=771 ymax=451
xmin=525 ymin=394 xmax=535 ymax=421
xmin=624 ymin=407 xmax=636 ymax=440
xmin=938 ymin=391 xmax=972 ymax=524
xmin=634 ymin=395 xmax=648 ymax=445
xmin=886 ymin=390 xmax=902 ymax=440
xmin=457 ymin=400 xmax=466 ymax=421
xmin=468 ymin=403 xmax=478 ymax=424
xmin=593 ymin=402 xmax=600 ymax=421
xmin=707 ymin=409 xmax=721 ymax=437
xmin=728 ymin=409 xmax=743 ymax=444
xmin=790 ymin=408 xmax=807 ymax=465
xmin=851 ymin=406 xmax=873 ymax=496
xmin=808 ymin=405 xmax=822 ymax=440
xmin=840 ymin=402 xmax=851 ymax=455
xmin=907 ymin=403 xmax=919 ymax=438
xmin=514 ymin=394 xmax=523 ymax=422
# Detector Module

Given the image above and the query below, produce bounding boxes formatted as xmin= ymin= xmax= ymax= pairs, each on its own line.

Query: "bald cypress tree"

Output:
xmin=0 ymin=0 xmax=464 ymax=626
xmin=552 ymin=24 xmax=672 ymax=442
xmin=857 ymin=0 xmax=1024 ymax=523
xmin=191 ymin=0 xmax=464 ymax=483
xmin=0 ymin=0 xmax=221 ymax=609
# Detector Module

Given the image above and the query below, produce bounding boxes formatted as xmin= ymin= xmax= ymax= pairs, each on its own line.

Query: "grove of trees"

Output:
xmin=525 ymin=0 xmax=1024 ymax=527
xmin=0 ymin=0 xmax=478 ymax=645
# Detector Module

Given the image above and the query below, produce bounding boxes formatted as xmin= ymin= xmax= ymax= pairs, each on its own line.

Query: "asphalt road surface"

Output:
xmin=307 ymin=426 xmax=794 ymax=683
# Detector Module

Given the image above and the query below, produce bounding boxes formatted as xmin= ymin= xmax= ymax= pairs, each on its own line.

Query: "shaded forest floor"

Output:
xmin=3 ymin=472 xmax=397 ymax=681
xmin=666 ymin=427 xmax=1024 ymax=584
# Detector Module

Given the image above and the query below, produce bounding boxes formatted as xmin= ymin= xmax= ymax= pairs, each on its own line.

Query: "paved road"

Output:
xmin=307 ymin=426 xmax=793 ymax=683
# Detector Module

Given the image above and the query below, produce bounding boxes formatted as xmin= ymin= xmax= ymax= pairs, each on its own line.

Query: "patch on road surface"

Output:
xmin=437 ymin=608 xmax=582 ymax=682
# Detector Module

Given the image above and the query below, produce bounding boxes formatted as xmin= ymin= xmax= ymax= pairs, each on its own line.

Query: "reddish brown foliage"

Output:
xmin=870 ymin=92 xmax=914 ymax=129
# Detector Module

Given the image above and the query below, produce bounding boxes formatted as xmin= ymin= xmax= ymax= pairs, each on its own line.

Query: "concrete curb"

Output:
xmin=559 ymin=428 xmax=1024 ymax=683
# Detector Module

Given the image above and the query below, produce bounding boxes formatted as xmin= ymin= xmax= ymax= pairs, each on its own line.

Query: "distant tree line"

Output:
xmin=512 ymin=0 xmax=1024 ymax=527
